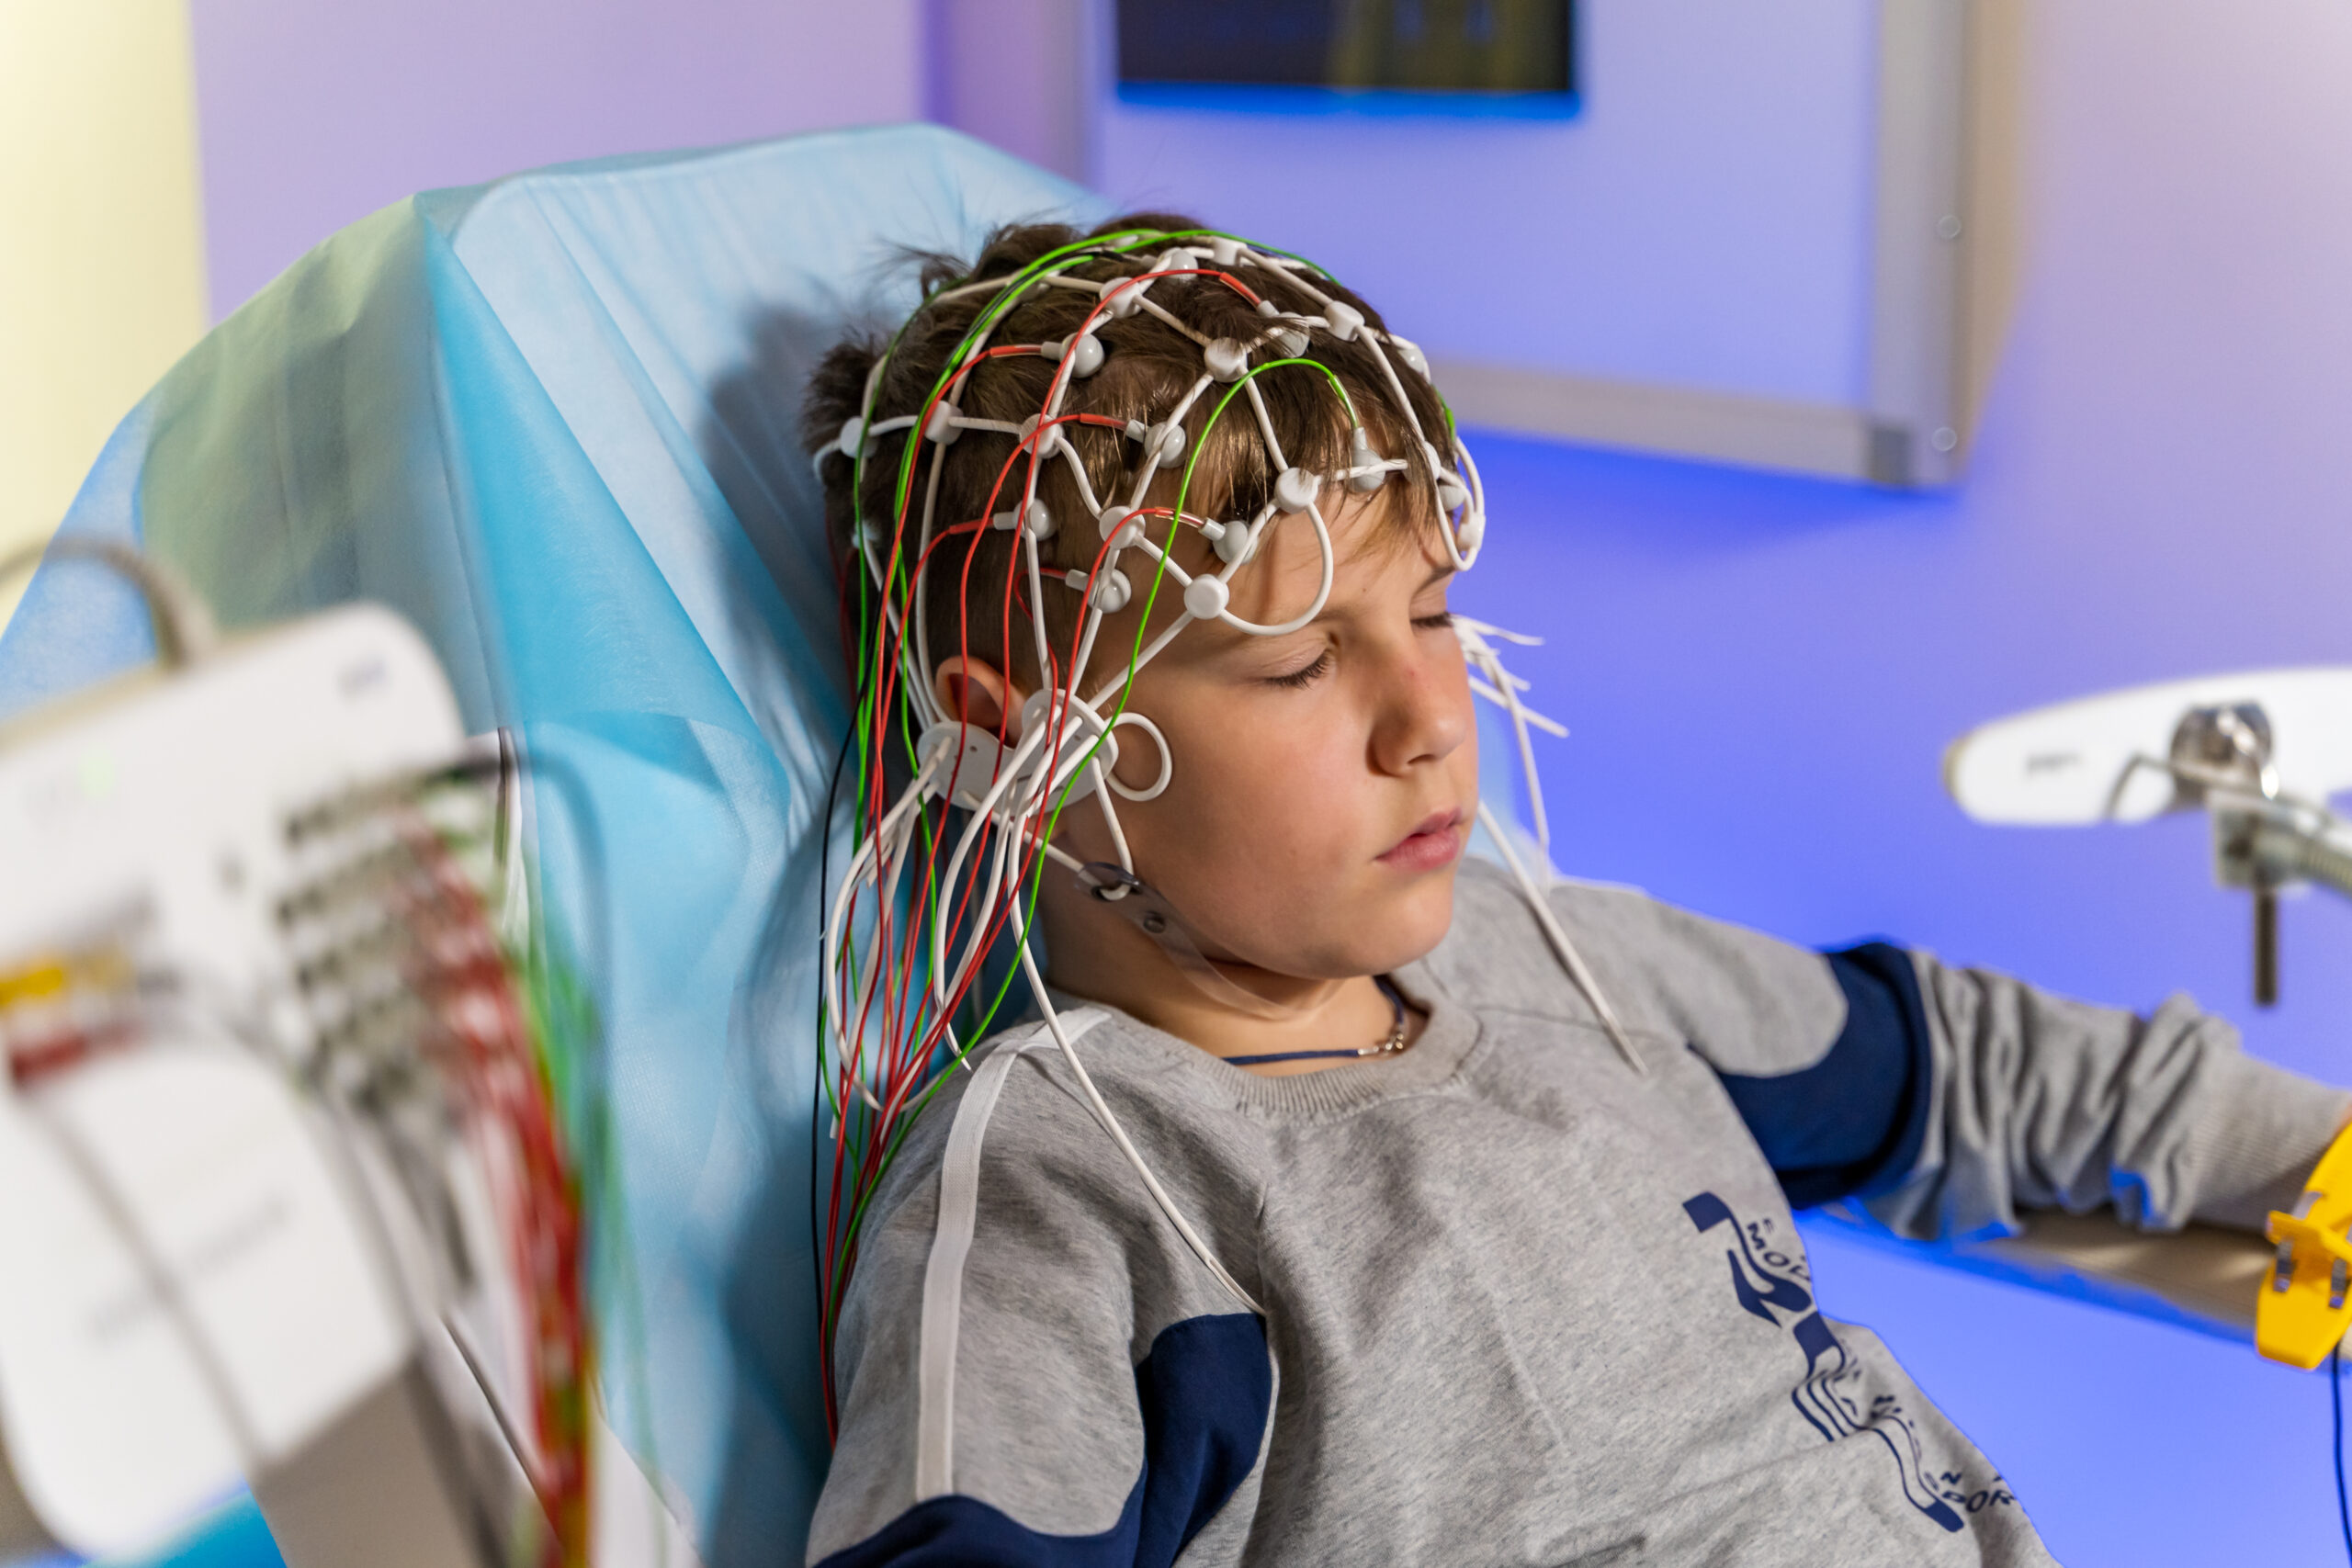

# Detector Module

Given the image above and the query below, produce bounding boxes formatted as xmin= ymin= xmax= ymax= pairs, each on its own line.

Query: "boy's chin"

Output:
xmin=1274 ymin=873 xmax=1458 ymax=979
xmin=1369 ymin=874 xmax=1460 ymax=971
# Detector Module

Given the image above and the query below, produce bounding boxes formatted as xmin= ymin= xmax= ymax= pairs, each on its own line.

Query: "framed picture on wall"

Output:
xmin=1087 ymin=0 xmax=2003 ymax=488
xmin=1115 ymin=0 xmax=1577 ymax=114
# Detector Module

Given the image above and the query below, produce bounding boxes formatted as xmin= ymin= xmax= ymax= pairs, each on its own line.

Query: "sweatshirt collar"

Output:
xmin=1046 ymin=961 xmax=1482 ymax=1121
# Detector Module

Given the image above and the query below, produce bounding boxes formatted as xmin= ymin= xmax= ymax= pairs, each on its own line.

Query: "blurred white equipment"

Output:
xmin=1945 ymin=666 xmax=2352 ymax=1005
xmin=0 ymin=545 xmax=691 ymax=1568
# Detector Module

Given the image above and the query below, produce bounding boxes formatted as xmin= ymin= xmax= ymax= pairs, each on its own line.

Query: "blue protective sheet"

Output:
xmin=0 ymin=124 xmax=1108 ymax=1565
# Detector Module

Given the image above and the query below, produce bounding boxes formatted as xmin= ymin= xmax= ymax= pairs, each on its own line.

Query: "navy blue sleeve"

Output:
xmin=1708 ymin=942 xmax=1935 ymax=1210
xmin=813 ymin=1313 xmax=1270 ymax=1568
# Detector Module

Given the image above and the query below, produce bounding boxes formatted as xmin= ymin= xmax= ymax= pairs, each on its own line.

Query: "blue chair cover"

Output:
xmin=0 ymin=124 xmax=1106 ymax=1565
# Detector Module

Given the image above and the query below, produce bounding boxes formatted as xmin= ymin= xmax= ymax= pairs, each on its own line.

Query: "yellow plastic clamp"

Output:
xmin=2258 ymin=1118 xmax=2352 ymax=1370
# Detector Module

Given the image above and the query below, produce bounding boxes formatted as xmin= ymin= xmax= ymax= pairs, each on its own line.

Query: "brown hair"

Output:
xmin=802 ymin=211 xmax=1452 ymax=687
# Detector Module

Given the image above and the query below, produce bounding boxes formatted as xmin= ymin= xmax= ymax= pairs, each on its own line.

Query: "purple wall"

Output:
xmin=924 ymin=0 xmax=1085 ymax=181
xmin=1444 ymin=5 xmax=2352 ymax=1562
xmin=1089 ymin=0 xmax=1881 ymax=408
xmin=188 ymin=0 xmax=922 ymax=320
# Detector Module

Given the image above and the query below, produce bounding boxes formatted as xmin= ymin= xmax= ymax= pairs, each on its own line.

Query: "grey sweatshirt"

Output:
xmin=808 ymin=861 xmax=2348 ymax=1566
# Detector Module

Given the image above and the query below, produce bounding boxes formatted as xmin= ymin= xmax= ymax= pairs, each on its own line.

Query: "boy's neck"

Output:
xmin=1038 ymin=898 xmax=1418 ymax=1075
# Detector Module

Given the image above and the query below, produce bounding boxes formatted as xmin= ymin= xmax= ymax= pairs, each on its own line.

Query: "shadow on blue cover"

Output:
xmin=0 ymin=124 xmax=1109 ymax=1567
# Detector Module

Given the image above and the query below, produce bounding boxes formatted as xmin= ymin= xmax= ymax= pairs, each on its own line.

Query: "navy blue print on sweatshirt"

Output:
xmin=1684 ymin=1191 xmax=1968 ymax=1534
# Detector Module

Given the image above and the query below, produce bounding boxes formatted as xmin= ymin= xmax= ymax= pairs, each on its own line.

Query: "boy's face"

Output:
xmin=1056 ymin=495 xmax=1478 ymax=982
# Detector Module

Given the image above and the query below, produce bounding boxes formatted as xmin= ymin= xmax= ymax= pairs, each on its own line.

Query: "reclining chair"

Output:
xmin=0 ymin=122 xmax=2273 ymax=1568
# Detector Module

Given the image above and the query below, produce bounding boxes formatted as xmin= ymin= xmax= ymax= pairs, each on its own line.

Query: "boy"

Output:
xmin=799 ymin=215 xmax=2346 ymax=1566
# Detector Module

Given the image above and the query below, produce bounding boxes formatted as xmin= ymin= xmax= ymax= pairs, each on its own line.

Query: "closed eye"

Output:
xmin=1412 ymin=610 xmax=1455 ymax=631
xmin=1265 ymin=649 xmax=1333 ymax=690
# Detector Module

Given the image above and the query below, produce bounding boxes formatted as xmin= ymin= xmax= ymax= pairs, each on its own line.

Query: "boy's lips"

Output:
xmin=1378 ymin=807 xmax=1466 ymax=871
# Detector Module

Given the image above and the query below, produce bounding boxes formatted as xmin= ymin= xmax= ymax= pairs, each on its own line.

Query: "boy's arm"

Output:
xmin=1857 ymin=950 xmax=2349 ymax=1241
xmin=807 ymin=1028 xmax=1270 ymax=1568
xmin=1531 ymin=876 xmax=2349 ymax=1240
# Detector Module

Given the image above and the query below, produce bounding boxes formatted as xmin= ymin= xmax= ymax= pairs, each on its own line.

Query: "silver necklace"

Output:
xmin=1222 ymin=977 xmax=1411 ymax=1068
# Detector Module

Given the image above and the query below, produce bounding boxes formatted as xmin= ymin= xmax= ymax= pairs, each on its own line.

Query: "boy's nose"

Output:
xmin=1372 ymin=648 xmax=1470 ymax=776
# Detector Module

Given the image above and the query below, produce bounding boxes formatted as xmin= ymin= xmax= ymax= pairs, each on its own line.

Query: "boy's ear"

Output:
xmin=932 ymin=657 xmax=1027 ymax=738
